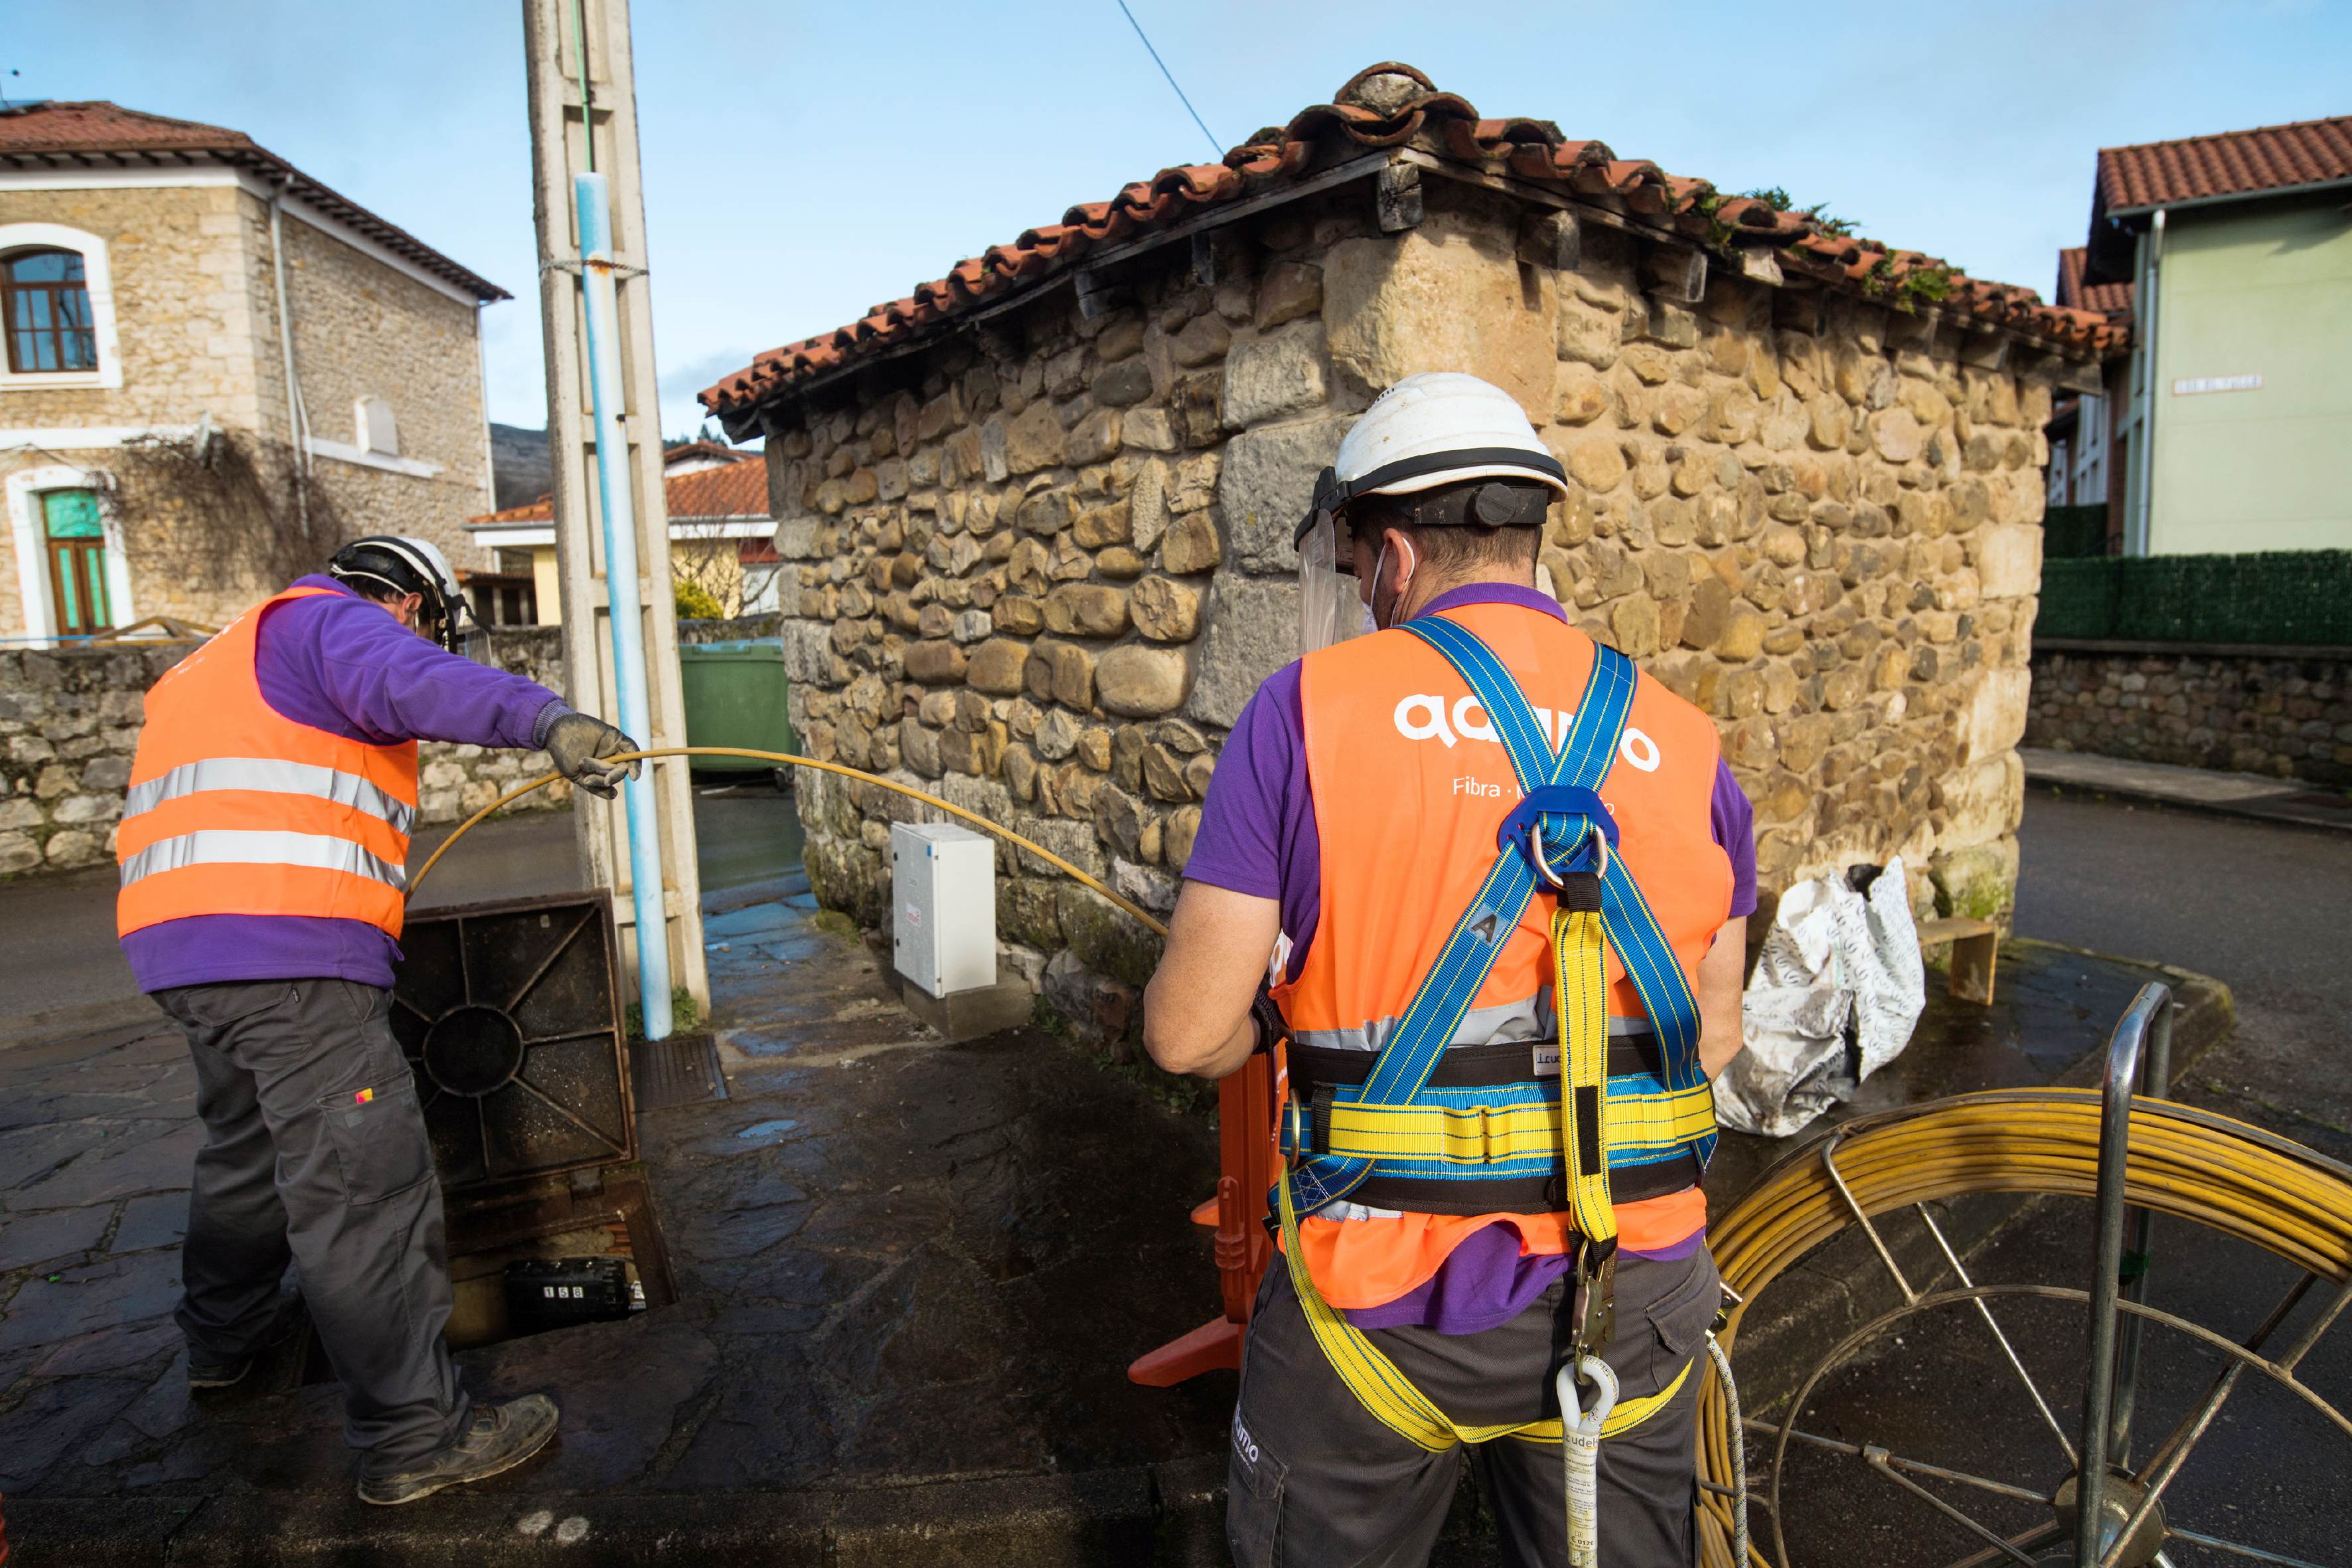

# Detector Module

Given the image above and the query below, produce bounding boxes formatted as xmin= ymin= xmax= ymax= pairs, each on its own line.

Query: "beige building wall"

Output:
xmin=276 ymin=207 xmax=493 ymax=570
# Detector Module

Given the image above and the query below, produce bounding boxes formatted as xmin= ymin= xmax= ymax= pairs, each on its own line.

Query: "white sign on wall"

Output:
xmin=2172 ymin=373 xmax=2262 ymax=396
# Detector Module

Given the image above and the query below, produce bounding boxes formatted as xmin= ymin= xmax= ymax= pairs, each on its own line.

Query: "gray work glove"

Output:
xmin=543 ymin=710 xmax=641 ymax=799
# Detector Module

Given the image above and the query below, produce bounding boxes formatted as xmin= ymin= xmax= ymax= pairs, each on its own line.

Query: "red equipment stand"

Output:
xmin=1127 ymin=1050 xmax=1278 ymax=1385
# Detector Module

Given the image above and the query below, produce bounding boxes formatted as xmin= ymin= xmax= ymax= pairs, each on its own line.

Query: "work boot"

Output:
xmin=357 ymin=1395 xmax=560 ymax=1506
xmin=187 ymin=1294 xmax=309 ymax=1391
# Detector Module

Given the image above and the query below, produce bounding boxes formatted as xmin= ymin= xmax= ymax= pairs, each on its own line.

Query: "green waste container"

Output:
xmin=676 ymin=639 xmax=796 ymax=775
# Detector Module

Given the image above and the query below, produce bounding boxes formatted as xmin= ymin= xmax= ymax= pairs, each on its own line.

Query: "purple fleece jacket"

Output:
xmin=1182 ymin=582 xmax=1757 ymax=1334
xmin=119 ymin=576 xmax=568 ymax=993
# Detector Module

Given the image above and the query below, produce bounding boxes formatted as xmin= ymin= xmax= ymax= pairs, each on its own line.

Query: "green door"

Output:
xmin=42 ymin=488 xmax=112 ymax=637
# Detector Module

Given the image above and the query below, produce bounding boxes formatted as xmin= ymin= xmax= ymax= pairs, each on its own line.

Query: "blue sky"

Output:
xmin=12 ymin=1 xmax=2346 ymax=440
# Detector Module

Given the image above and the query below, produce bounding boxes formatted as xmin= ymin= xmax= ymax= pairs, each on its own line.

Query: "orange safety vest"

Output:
xmin=116 ymin=586 xmax=418 ymax=941
xmin=1275 ymin=600 xmax=1733 ymax=1310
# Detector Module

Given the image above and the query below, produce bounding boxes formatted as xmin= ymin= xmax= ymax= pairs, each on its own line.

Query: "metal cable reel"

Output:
xmin=1695 ymin=984 xmax=2352 ymax=1568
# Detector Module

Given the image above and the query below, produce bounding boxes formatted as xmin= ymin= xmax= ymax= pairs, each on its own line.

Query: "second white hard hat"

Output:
xmin=1294 ymin=372 xmax=1567 ymax=544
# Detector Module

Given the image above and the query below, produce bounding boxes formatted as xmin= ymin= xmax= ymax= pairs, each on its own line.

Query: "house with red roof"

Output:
xmin=2049 ymin=114 xmax=2351 ymax=556
xmin=465 ymin=443 xmax=774 ymax=624
xmin=0 ymin=100 xmax=508 ymax=642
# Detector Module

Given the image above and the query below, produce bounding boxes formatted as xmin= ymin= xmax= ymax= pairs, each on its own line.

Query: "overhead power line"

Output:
xmin=1113 ymin=0 xmax=1221 ymax=161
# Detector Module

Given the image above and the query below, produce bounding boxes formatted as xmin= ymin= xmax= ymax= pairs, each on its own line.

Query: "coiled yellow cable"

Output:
xmin=403 ymin=745 xmax=1171 ymax=940
xmin=1693 ymin=1091 xmax=2352 ymax=1567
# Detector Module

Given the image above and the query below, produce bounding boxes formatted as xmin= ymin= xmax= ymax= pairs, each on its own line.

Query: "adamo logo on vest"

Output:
xmin=1391 ymin=694 xmax=1662 ymax=773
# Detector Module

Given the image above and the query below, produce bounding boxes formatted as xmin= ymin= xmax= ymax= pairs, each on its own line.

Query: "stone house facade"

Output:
xmin=703 ymin=66 xmax=2120 ymax=1023
xmin=0 ymin=101 xmax=507 ymax=644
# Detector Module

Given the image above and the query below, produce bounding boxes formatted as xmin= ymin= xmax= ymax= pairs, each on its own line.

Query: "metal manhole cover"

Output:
xmin=392 ymin=891 xmax=637 ymax=1192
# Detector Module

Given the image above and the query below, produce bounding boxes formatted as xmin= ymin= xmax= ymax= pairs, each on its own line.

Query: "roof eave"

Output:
xmin=714 ymin=125 xmax=2118 ymax=427
xmin=2106 ymin=173 xmax=2352 ymax=221
xmin=0 ymin=142 xmax=510 ymax=302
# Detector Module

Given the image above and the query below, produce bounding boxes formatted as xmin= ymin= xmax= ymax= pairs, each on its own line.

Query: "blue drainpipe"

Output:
xmin=575 ymin=170 xmax=672 ymax=1042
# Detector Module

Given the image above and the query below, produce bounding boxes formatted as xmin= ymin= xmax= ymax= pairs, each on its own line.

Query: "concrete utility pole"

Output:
xmin=520 ymin=0 xmax=708 ymax=1026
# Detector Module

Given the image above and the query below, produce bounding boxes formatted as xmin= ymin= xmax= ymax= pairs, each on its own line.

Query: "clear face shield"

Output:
xmin=1296 ymin=469 xmax=1375 ymax=658
xmin=430 ymin=586 xmax=494 ymax=664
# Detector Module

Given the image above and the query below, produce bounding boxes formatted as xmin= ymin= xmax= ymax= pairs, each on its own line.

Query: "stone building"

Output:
xmin=702 ymin=65 xmax=2120 ymax=1022
xmin=0 ymin=101 xmax=507 ymax=643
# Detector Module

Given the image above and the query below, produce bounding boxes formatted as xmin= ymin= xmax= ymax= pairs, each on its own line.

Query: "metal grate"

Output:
xmin=392 ymin=891 xmax=637 ymax=1192
xmin=631 ymin=1032 xmax=728 ymax=1111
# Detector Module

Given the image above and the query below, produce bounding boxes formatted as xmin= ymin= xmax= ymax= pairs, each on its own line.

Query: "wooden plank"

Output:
xmin=1518 ymin=209 xmax=1581 ymax=272
xmin=1915 ymin=915 xmax=1998 ymax=945
xmin=1377 ymin=162 xmax=1424 ymax=233
xmin=1946 ymin=929 xmax=1999 ymax=1006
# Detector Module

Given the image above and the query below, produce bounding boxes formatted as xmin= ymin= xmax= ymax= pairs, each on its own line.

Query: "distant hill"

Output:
xmin=489 ymin=423 xmax=554 ymax=512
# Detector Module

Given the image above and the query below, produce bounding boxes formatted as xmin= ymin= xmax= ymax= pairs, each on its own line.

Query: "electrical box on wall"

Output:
xmin=891 ymin=822 xmax=996 ymax=999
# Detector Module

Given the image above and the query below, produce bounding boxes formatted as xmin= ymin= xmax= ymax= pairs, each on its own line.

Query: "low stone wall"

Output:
xmin=2025 ymin=641 xmax=2352 ymax=786
xmin=3 ymin=632 xmax=571 ymax=879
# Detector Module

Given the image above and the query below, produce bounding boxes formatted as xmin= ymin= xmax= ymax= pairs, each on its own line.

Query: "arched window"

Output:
xmin=3 ymin=248 xmax=98 ymax=373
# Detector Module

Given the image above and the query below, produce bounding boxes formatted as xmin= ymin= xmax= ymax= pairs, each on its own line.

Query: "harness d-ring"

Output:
xmin=1526 ymin=818 xmax=1610 ymax=890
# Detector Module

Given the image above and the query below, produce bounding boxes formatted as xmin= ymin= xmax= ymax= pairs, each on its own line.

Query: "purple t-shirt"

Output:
xmin=1184 ymin=582 xmax=1757 ymax=1333
xmin=119 ymin=576 xmax=566 ymax=993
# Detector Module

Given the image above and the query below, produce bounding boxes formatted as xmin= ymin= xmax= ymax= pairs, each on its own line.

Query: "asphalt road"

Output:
xmin=2013 ymin=789 xmax=2352 ymax=1162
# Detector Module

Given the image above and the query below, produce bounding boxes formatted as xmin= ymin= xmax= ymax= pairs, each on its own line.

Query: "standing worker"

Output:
xmin=1145 ymin=374 xmax=1757 ymax=1567
xmin=116 ymin=536 xmax=641 ymax=1505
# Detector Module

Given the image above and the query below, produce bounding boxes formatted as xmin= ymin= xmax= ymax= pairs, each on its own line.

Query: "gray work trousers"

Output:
xmin=156 ymin=979 xmax=470 ymax=1466
xmin=1227 ymin=1243 xmax=1722 ymax=1568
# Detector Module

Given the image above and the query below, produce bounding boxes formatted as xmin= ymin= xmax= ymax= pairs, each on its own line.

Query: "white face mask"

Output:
xmin=1368 ymin=536 xmax=1419 ymax=631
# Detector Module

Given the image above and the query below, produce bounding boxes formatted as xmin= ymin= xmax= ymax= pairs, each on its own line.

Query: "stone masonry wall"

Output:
xmin=763 ymin=177 xmax=2061 ymax=1030
xmin=1 ymin=627 xmax=569 ymax=880
xmin=2026 ymin=645 xmax=2352 ymax=787
xmin=0 ymin=612 xmax=787 ymax=878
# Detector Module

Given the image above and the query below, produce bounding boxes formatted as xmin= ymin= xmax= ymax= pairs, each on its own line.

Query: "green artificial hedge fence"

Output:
xmin=2038 ymin=550 xmax=2352 ymax=645
xmin=2042 ymin=505 xmax=2110 ymax=560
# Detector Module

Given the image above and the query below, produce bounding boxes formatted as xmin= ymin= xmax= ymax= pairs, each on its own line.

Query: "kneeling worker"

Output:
xmin=117 ymin=537 xmax=641 ymax=1504
xmin=1146 ymin=374 xmax=1757 ymax=1566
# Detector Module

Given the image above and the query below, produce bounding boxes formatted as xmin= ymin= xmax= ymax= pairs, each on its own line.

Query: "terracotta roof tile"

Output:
xmin=2055 ymin=247 xmax=2135 ymax=318
xmin=469 ymin=457 xmax=769 ymax=527
xmin=0 ymin=100 xmax=508 ymax=301
xmin=704 ymin=63 xmax=2119 ymax=417
xmin=2098 ymin=114 xmax=2352 ymax=214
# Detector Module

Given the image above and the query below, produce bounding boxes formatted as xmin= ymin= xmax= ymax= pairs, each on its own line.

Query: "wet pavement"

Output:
xmin=0 ymin=790 xmax=1239 ymax=1563
xmin=3 ymin=780 xmax=2335 ymax=1564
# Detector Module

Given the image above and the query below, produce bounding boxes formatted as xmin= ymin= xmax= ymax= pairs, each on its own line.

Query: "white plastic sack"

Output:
xmin=1713 ymin=857 xmax=1926 ymax=1138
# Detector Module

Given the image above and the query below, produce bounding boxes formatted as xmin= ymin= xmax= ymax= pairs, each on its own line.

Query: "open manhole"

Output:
xmin=390 ymin=892 xmax=677 ymax=1352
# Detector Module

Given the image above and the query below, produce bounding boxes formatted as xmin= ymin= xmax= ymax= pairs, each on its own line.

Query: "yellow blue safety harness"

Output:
xmin=1272 ymin=620 xmax=1715 ymax=1450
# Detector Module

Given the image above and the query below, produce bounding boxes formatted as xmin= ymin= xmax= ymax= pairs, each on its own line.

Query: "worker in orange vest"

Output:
xmin=118 ymin=536 xmax=637 ymax=1506
xmin=1146 ymin=375 xmax=1755 ymax=1566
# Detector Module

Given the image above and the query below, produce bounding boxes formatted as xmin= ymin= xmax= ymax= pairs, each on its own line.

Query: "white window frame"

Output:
xmin=7 ymin=463 xmax=137 ymax=643
xmin=0 ymin=223 xmax=124 ymax=391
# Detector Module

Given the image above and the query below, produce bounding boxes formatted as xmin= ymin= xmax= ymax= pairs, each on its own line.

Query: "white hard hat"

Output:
xmin=329 ymin=534 xmax=476 ymax=653
xmin=1294 ymin=372 xmax=1567 ymax=545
